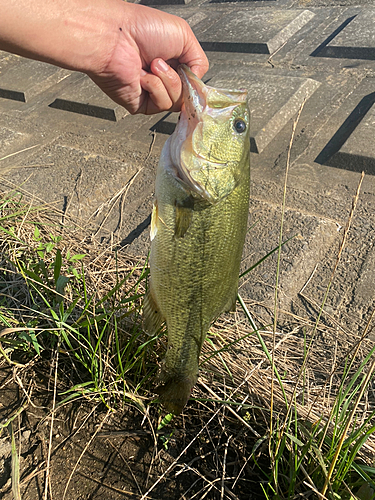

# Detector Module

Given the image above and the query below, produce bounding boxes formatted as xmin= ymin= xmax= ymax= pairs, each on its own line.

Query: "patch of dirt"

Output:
xmin=0 ymin=363 xmax=265 ymax=500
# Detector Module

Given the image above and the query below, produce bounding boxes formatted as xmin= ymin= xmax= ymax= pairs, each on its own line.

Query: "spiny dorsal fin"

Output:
xmin=143 ymin=289 xmax=164 ymax=335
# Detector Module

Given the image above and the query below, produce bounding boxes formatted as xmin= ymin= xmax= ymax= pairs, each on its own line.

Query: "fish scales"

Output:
xmin=143 ymin=65 xmax=250 ymax=415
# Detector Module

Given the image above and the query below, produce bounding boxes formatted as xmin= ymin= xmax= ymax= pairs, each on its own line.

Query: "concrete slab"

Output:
xmin=240 ymin=198 xmax=339 ymax=312
xmin=6 ymin=143 xmax=138 ymax=220
xmin=210 ymin=0 xmax=277 ymax=3
xmin=0 ymin=53 xmax=70 ymax=102
xmin=140 ymin=0 xmax=191 ymax=5
xmin=0 ymin=127 xmax=39 ymax=171
xmin=270 ymin=6 xmax=375 ymax=70
xmin=352 ymin=243 xmax=375 ymax=328
xmin=315 ymin=77 xmax=375 ymax=175
xmin=0 ymin=0 xmax=374 ymax=335
xmin=0 ymin=128 xmax=25 ymax=154
xmin=293 ymin=201 xmax=375 ymax=334
xmin=49 ymin=74 xmax=128 ymax=122
xmin=337 ymin=104 xmax=375 ymax=173
xmin=198 ymin=9 xmax=315 ymax=55
xmin=311 ymin=10 xmax=375 ymax=60
xmin=321 ymin=99 xmax=375 ymax=175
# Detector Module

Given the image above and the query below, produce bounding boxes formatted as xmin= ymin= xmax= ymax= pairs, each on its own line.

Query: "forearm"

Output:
xmin=0 ymin=0 xmax=208 ymax=114
xmin=0 ymin=0 xmax=123 ymax=74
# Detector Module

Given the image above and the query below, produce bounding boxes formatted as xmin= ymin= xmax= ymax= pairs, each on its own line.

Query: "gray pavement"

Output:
xmin=0 ymin=0 xmax=374 ymax=333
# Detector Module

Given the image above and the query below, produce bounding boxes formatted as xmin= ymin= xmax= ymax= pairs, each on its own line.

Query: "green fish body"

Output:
xmin=144 ymin=66 xmax=250 ymax=414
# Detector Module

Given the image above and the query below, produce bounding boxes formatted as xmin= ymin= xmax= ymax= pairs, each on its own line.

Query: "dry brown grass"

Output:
xmin=1 ymin=177 xmax=375 ymax=499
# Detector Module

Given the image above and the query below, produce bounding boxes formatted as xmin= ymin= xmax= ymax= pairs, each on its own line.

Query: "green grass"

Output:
xmin=0 ymin=189 xmax=160 ymax=411
xmin=0 ymin=187 xmax=375 ymax=500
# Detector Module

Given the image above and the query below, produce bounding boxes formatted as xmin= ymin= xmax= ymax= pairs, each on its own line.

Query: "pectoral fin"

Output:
xmin=174 ymin=197 xmax=194 ymax=238
xmin=150 ymin=202 xmax=158 ymax=241
xmin=143 ymin=289 xmax=164 ymax=334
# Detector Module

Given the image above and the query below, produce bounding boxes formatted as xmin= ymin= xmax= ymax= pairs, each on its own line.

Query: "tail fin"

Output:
xmin=155 ymin=373 xmax=197 ymax=415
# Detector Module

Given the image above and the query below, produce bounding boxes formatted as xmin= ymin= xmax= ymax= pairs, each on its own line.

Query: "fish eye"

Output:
xmin=233 ymin=118 xmax=246 ymax=134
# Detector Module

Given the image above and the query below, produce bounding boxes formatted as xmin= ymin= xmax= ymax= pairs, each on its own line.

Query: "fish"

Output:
xmin=143 ymin=65 xmax=250 ymax=415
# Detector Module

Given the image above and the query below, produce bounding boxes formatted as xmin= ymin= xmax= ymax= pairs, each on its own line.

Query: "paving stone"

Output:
xmin=0 ymin=53 xmax=70 ymax=102
xmin=117 ymin=195 xmax=154 ymax=256
xmin=49 ymin=74 xmax=128 ymax=122
xmin=176 ymin=7 xmax=225 ymax=32
xmin=0 ymin=120 xmax=50 ymax=173
xmin=198 ymin=9 xmax=315 ymax=55
xmin=240 ymin=198 xmax=339 ymax=312
xmin=185 ymin=10 xmax=210 ymax=27
xmin=298 ymin=0 xmax=373 ymax=5
xmin=210 ymin=0 xmax=277 ymax=3
xmin=269 ymin=6 xmax=366 ymax=69
xmin=323 ymin=101 xmax=375 ymax=175
xmin=6 ymin=144 xmax=138 ymax=220
xmin=0 ymin=0 xmax=374 ymax=333
xmin=0 ymin=128 xmax=24 ymax=153
xmin=293 ymin=202 xmax=375 ymax=334
xmin=315 ymin=77 xmax=375 ymax=176
xmin=352 ymin=242 xmax=375 ymax=321
xmin=140 ymin=0 xmax=191 ymax=5
xmin=311 ymin=10 xmax=375 ymax=60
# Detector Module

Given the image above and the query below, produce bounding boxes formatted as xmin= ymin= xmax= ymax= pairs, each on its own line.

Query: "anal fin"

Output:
xmin=223 ymin=290 xmax=238 ymax=313
xmin=143 ymin=289 xmax=164 ymax=335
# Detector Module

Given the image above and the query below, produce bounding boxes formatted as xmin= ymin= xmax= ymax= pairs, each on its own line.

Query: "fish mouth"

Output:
xmin=178 ymin=65 xmax=207 ymax=129
xmin=168 ymin=65 xmax=209 ymax=198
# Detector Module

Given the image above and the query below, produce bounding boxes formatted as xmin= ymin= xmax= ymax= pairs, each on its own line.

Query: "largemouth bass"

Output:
xmin=143 ymin=65 xmax=250 ymax=415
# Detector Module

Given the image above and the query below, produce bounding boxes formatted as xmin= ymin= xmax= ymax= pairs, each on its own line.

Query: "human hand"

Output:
xmin=89 ymin=3 xmax=209 ymax=115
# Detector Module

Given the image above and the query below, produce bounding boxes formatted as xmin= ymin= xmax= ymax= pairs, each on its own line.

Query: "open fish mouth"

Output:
xmin=178 ymin=65 xmax=207 ymax=133
xmin=170 ymin=66 xmax=225 ymax=201
xmin=168 ymin=65 xmax=209 ymax=199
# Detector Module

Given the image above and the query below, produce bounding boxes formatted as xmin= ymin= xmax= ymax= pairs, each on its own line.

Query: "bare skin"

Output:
xmin=0 ymin=0 xmax=209 ymax=114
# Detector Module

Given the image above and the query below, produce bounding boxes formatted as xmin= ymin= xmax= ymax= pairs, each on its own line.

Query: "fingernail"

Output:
xmin=154 ymin=59 xmax=170 ymax=73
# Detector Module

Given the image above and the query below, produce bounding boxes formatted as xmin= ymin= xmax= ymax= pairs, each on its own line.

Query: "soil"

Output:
xmin=0 ymin=361 xmax=266 ymax=500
